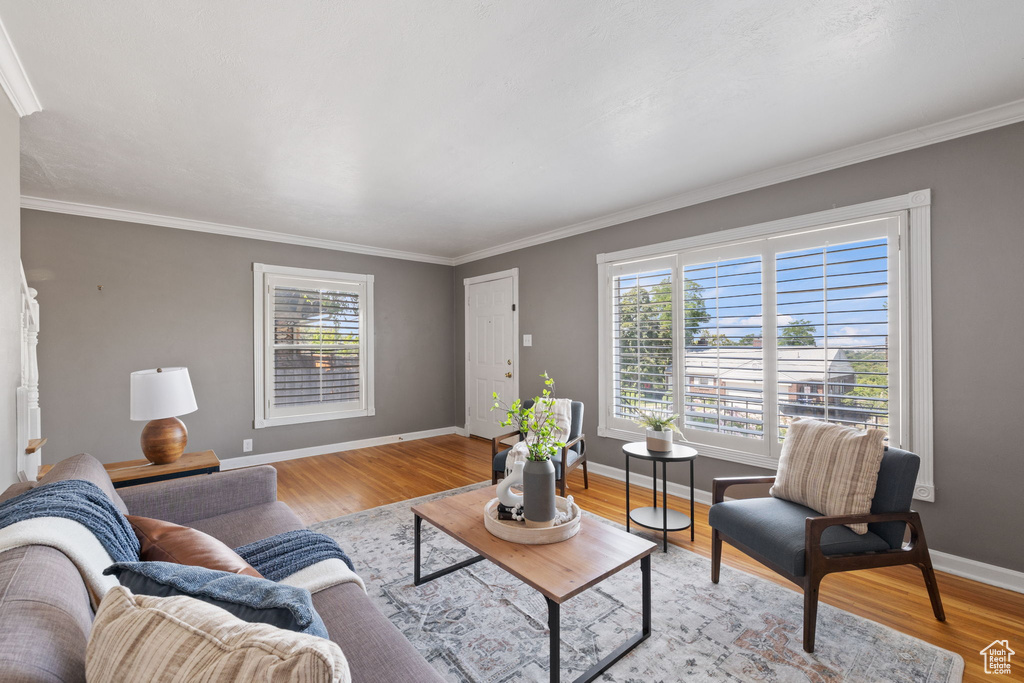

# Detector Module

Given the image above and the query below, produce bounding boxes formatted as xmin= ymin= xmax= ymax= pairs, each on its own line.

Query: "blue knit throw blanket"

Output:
xmin=0 ymin=479 xmax=139 ymax=562
xmin=234 ymin=529 xmax=353 ymax=582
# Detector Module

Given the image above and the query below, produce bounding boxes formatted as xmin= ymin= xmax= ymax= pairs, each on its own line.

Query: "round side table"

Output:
xmin=623 ymin=441 xmax=697 ymax=552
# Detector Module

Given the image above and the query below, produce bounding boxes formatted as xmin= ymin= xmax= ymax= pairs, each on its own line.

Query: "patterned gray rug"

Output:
xmin=312 ymin=483 xmax=963 ymax=682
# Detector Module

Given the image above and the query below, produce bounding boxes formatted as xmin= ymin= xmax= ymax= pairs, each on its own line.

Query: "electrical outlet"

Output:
xmin=523 ymin=334 xmax=532 ymax=347
xmin=242 ymin=439 xmax=253 ymax=453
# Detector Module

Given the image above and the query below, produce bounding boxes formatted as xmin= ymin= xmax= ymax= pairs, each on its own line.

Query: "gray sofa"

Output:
xmin=0 ymin=459 xmax=442 ymax=683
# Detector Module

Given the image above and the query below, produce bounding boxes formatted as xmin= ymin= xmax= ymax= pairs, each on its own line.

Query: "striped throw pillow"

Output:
xmin=770 ymin=419 xmax=885 ymax=534
xmin=86 ymin=586 xmax=350 ymax=682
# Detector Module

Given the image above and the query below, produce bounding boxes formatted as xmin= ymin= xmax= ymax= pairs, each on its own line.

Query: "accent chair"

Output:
xmin=708 ymin=446 xmax=945 ymax=652
xmin=491 ymin=399 xmax=588 ymax=497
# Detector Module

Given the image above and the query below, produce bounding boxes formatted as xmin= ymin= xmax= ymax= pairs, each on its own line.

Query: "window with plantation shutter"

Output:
xmin=599 ymin=205 xmax=915 ymax=477
xmin=772 ymin=221 xmax=897 ymax=445
xmin=254 ymin=264 xmax=374 ymax=428
xmin=682 ymin=251 xmax=764 ymax=442
xmin=608 ymin=256 xmax=675 ymax=429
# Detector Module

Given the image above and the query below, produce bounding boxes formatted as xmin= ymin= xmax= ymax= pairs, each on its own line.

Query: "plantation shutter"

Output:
xmin=610 ymin=257 xmax=675 ymax=424
xmin=681 ymin=253 xmax=764 ymax=440
xmin=266 ymin=274 xmax=365 ymax=416
xmin=773 ymin=218 xmax=898 ymax=441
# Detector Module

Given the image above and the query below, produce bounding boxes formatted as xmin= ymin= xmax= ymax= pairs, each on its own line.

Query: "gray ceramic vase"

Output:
xmin=522 ymin=457 xmax=557 ymax=528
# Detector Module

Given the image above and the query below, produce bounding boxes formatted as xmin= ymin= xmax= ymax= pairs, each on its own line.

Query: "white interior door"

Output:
xmin=465 ymin=270 xmax=518 ymax=438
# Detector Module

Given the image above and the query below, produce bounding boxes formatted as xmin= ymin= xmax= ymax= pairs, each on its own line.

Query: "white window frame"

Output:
xmin=253 ymin=263 xmax=375 ymax=429
xmin=597 ymin=189 xmax=935 ymax=501
xmin=606 ymin=254 xmax=677 ymax=432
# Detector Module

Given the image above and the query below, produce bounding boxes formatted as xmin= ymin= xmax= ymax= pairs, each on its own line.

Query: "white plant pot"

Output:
xmin=646 ymin=428 xmax=673 ymax=452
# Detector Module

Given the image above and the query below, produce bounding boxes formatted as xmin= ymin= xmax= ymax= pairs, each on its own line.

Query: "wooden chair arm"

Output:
xmin=561 ymin=436 xmax=585 ymax=456
xmin=712 ymin=476 xmax=777 ymax=504
xmin=805 ymin=511 xmax=922 ymax=549
xmin=491 ymin=430 xmax=523 ymax=456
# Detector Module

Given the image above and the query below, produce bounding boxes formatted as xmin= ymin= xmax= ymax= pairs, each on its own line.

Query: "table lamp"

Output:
xmin=130 ymin=367 xmax=198 ymax=464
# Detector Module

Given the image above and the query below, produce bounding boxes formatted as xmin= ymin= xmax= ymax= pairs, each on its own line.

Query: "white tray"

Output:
xmin=483 ymin=496 xmax=581 ymax=545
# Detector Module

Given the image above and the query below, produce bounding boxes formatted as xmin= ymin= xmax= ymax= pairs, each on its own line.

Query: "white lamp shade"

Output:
xmin=130 ymin=367 xmax=198 ymax=421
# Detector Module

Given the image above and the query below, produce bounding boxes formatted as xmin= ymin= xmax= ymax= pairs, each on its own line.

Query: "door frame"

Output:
xmin=463 ymin=268 xmax=519 ymax=436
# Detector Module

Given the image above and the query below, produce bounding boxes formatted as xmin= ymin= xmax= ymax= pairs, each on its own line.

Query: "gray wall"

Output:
xmin=0 ymin=98 xmax=20 ymax=488
xmin=454 ymin=122 xmax=1024 ymax=573
xmin=20 ymin=210 xmax=456 ymax=466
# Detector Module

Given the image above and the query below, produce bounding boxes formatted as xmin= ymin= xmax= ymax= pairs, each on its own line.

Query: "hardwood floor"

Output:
xmin=272 ymin=434 xmax=1023 ymax=682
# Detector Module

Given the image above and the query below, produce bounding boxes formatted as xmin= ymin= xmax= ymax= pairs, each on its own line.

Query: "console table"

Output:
xmin=623 ymin=441 xmax=697 ymax=552
xmin=38 ymin=450 xmax=220 ymax=488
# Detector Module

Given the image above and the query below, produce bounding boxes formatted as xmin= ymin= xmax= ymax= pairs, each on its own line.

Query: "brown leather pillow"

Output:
xmin=127 ymin=516 xmax=262 ymax=578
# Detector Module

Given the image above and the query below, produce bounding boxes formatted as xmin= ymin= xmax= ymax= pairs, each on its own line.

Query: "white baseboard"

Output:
xmin=929 ymin=550 xmax=1024 ymax=594
xmin=220 ymin=426 xmax=463 ymax=470
xmin=585 ymin=461 xmax=1024 ymax=594
xmin=585 ymin=461 xmax=716 ymax=506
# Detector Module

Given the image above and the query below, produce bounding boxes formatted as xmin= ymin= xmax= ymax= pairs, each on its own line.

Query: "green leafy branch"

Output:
xmin=491 ymin=372 xmax=566 ymax=461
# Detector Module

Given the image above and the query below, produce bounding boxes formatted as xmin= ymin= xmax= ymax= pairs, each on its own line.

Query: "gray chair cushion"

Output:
xmin=709 ymin=497 xmax=890 ymax=577
xmin=869 ymin=448 xmax=920 ymax=549
xmin=493 ymin=446 xmax=582 ymax=480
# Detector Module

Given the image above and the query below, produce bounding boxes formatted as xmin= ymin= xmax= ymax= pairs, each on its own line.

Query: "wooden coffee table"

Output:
xmin=411 ymin=485 xmax=656 ymax=683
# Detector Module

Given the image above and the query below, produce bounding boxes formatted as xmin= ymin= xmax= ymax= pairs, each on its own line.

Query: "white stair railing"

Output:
xmin=17 ymin=262 xmax=41 ymax=481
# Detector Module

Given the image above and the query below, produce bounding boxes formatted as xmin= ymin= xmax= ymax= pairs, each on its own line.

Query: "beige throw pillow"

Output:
xmin=770 ymin=419 xmax=885 ymax=534
xmin=86 ymin=586 xmax=350 ymax=683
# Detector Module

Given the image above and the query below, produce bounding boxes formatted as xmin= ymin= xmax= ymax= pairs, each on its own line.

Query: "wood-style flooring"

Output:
xmin=271 ymin=434 xmax=1024 ymax=682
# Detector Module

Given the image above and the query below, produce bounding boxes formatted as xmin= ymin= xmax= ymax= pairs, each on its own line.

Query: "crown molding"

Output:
xmin=20 ymin=196 xmax=456 ymax=266
xmin=21 ymin=98 xmax=1024 ymax=266
xmin=0 ymin=18 xmax=40 ymax=117
xmin=451 ymin=97 xmax=1024 ymax=265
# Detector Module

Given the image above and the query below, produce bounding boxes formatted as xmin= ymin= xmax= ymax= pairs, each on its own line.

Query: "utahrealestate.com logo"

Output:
xmin=980 ymin=640 xmax=1015 ymax=675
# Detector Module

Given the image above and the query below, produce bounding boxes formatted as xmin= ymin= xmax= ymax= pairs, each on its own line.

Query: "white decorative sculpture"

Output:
xmin=497 ymin=441 xmax=529 ymax=509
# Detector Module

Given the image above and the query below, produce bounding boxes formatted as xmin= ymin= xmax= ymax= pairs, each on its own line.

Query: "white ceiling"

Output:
xmin=4 ymin=1 xmax=1024 ymax=262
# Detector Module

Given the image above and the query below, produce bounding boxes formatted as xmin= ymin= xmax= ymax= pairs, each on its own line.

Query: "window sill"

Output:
xmin=256 ymin=406 xmax=374 ymax=429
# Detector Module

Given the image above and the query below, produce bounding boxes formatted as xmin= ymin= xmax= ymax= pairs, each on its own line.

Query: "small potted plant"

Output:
xmin=633 ymin=410 xmax=681 ymax=452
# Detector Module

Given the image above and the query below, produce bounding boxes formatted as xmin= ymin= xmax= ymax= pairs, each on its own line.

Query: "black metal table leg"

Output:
xmin=661 ymin=460 xmax=668 ymax=552
xmin=412 ymin=514 xmax=485 ymax=586
xmin=625 ymin=456 xmax=630 ymax=533
xmin=689 ymin=459 xmax=695 ymax=542
xmin=651 ymin=461 xmax=657 ymax=507
xmin=547 ymin=598 xmax=560 ymax=683
xmin=568 ymin=555 xmax=653 ymax=683
xmin=414 ymin=514 xmax=421 ymax=584
xmin=642 ymin=554 xmax=651 ymax=636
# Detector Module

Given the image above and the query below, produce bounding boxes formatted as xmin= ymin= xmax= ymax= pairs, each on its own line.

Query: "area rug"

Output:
xmin=312 ymin=484 xmax=963 ymax=682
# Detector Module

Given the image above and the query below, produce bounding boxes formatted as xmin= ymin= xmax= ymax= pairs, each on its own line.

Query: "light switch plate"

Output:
xmin=523 ymin=334 xmax=532 ymax=347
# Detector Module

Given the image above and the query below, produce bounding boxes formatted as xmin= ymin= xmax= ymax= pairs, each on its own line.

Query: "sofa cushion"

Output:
xmin=37 ymin=453 xmax=129 ymax=515
xmin=86 ymin=586 xmax=350 ymax=683
xmin=128 ymin=515 xmax=262 ymax=577
xmin=0 ymin=545 xmax=93 ymax=682
xmin=770 ymin=419 xmax=885 ymax=533
xmin=708 ymin=496 xmax=890 ymax=577
xmin=190 ymin=501 xmax=306 ymax=548
xmin=313 ymin=581 xmax=445 ymax=683
xmin=106 ymin=562 xmax=327 ymax=637
xmin=0 ymin=481 xmax=35 ymax=504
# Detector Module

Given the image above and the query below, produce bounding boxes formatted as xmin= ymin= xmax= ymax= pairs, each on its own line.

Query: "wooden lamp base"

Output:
xmin=140 ymin=417 xmax=188 ymax=465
